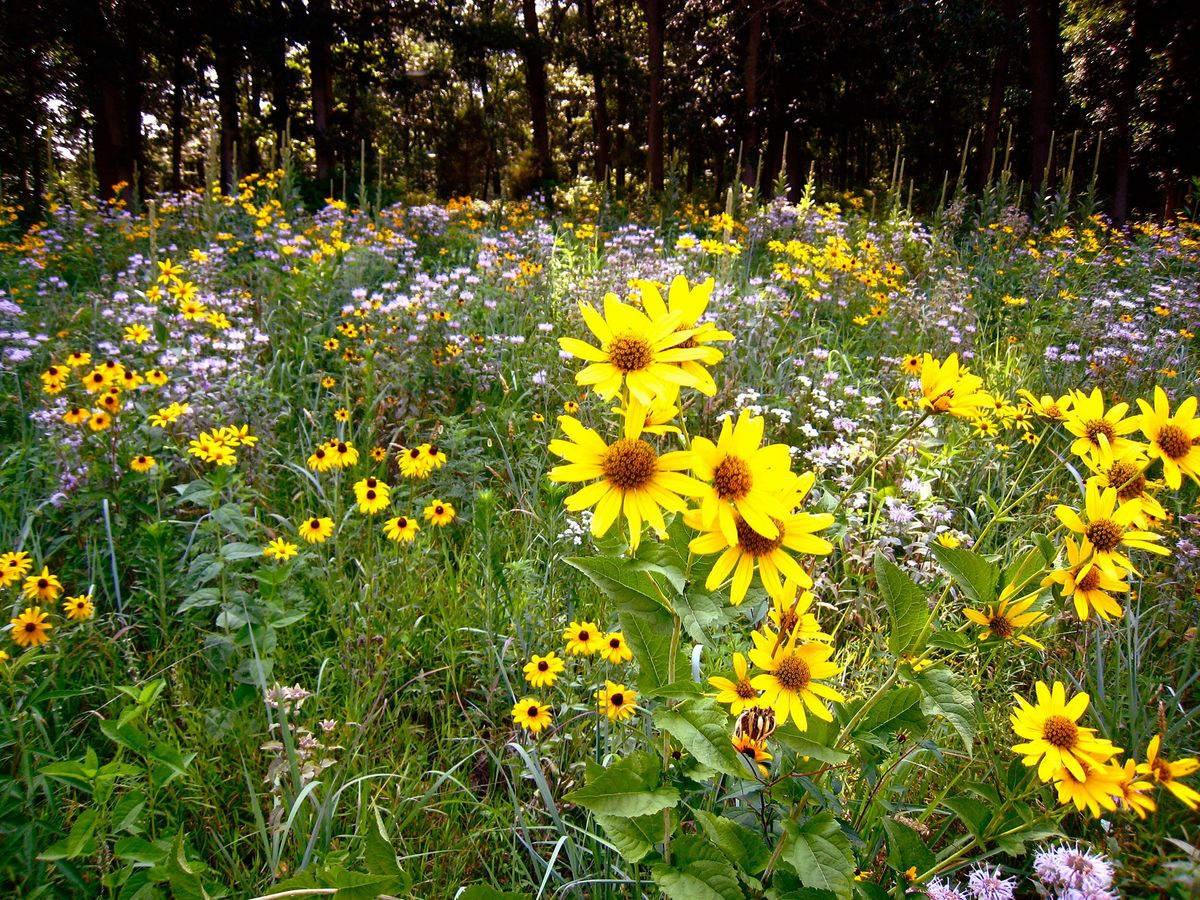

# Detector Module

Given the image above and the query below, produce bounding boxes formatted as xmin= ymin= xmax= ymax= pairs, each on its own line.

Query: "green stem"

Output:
xmin=835 ymin=411 xmax=932 ymax=512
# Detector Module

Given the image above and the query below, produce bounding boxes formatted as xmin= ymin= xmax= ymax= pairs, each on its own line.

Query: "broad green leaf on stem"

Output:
xmin=37 ymin=808 xmax=99 ymax=861
xmin=362 ymin=808 xmax=405 ymax=878
xmin=595 ymin=810 xmax=675 ymax=863
xmin=675 ymin=586 xmax=724 ymax=645
xmin=914 ymin=665 xmax=978 ymax=752
xmin=874 ymin=553 xmax=929 ymax=657
xmin=883 ymin=818 xmax=934 ymax=876
xmin=1002 ymin=546 xmax=1046 ymax=596
xmin=564 ymin=752 xmax=679 ymax=818
xmin=779 ymin=812 xmax=856 ymax=900
xmin=929 ymin=544 xmax=999 ymax=605
xmin=925 ymin=630 xmax=973 ymax=653
xmin=654 ymin=698 xmax=748 ymax=779
xmin=772 ymin=720 xmax=850 ymax=766
xmin=566 ymin=555 xmax=673 ymax=611
xmin=853 ymin=685 xmax=926 ymax=742
xmin=650 ymin=834 xmax=746 ymax=900
xmin=942 ymin=796 xmax=991 ymax=840
xmin=694 ymin=809 xmax=771 ymax=876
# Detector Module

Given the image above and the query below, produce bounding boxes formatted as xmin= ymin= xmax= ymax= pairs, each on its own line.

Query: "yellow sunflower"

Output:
xmin=563 ymin=620 xmax=605 ymax=656
xmin=918 ymin=353 xmax=992 ymax=417
xmin=1063 ymin=388 xmax=1143 ymax=466
xmin=0 ymin=551 xmax=33 ymax=588
xmin=523 ymin=651 xmax=565 ymax=688
xmin=637 ymin=275 xmax=732 ymax=395
xmin=708 ymin=652 xmax=761 ymax=716
xmin=63 ymin=594 xmax=95 ymax=621
xmin=383 ymin=515 xmax=420 ymax=542
xmin=1134 ymin=386 xmax=1200 ymax=489
xmin=1052 ymin=756 xmax=1123 ymax=818
xmin=1137 ymin=735 xmax=1200 ymax=810
xmin=1111 ymin=758 xmax=1157 ymax=819
xmin=748 ymin=630 xmax=844 ymax=729
xmin=1017 ymin=389 xmax=1073 ymax=421
xmin=1010 ymin=681 xmax=1119 ymax=783
xmin=599 ymin=631 xmax=633 ymax=664
xmin=263 ymin=538 xmax=298 ymax=561
xmin=512 ymin=698 xmax=553 ymax=734
xmin=423 ymin=499 xmax=456 ymax=526
xmin=23 ymin=567 xmax=63 ymax=602
xmin=1042 ymin=537 xmax=1128 ymax=621
xmin=596 ymin=681 xmax=638 ymax=721
xmin=763 ymin=582 xmax=832 ymax=644
xmin=548 ymin=413 xmax=705 ymax=551
xmin=1083 ymin=454 xmax=1165 ymax=529
xmin=962 ymin=584 xmax=1048 ymax=648
xmin=688 ymin=410 xmax=796 ymax=544
xmin=9 ymin=606 xmax=52 ymax=648
xmin=557 ymin=294 xmax=712 ymax=405
xmin=1054 ymin=483 xmax=1168 ymax=577
xmin=731 ymin=734 xmax=773 ymax=777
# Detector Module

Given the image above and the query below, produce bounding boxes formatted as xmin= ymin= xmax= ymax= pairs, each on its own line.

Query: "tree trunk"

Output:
xmin=740 ymin=0 xmax=764 ymax=188
xmin=269 ymin=0 xmax=290 ymax=150
xmin=582 ymin=0 xmax=611 ymax=184
xmin=309 ymin=0 xmax=336 ymax=183
xmin=171 ymin=57 xmax=185 ymax=192
xmin=642 ymin=0 xmax=664 ymax=192
xmin=520 ymin=0 xmax=554 ymax=194
xmin=979 ymin=0 xmax=1018 ymax=187
xmin=1026 ymin=0 xmax=1056 ymax=195
xmin=214 ymin=28 xmax=240 ymax=191
xmin=613 ymin=0 xmax=629 ymax=190
xmin=1111 ymin=0 xmax=1144 ymax=226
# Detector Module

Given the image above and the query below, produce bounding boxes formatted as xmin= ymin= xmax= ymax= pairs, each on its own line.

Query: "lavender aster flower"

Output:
xmin=966 ymin=866 xmax=1016 ymax=900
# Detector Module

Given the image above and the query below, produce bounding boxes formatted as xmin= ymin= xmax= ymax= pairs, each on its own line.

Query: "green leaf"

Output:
xmin=566 ymin=555 xmax=671 ymax=612
xmin=312 ymin=865 xmax=407 ymax=900
xmin=694 ymin=809 xmax=772 ymax=875
xmin=595 ymin=811 xmax=673 ymax=863
xmin=100 ymin=720 xmax=150 ymax=755
xmin=1002 ymin=546 xmax=1046 ymax=596
xmin=650 ymin=834 xmax=746 ymax=900
xmin=152 ymin=831 xmax=207 ymax=900
xmin=779 ymin=812 xmax=855 ymax=900
xmin=39 ymin=759 xmax=96 ymax=792
xmin=38 ymin=808 xmax=99 ymax=861
xmin=362 ymin=808 xmax=405 ymax=878
xmin=772 ymin=720 xmax=851 ymax=766
xmin=883 ymin=819 xmax=933 ymax=876
xmin=929 ymin=544 xmax=999 ymax=605
xmin=114 ymin=836 xmax=168 ymax=866
xmin=925 ymin=630 xmax=973 ymax=653
xmin=942 ymin=796 xmax=991 ymax=840
xmin=220 ymin=541 xmax=263 ymax=561
xmin=854 ymin=686 xmax=926 ymax=741
xmin=874 ymin=553 xmax=929 ymax=657
xmin=914 ymin=665 xmax=978 ymax=752
xmin=654 ymin=698 xmax=748 ymax=780
xmin=675 ymin=587 xmax=724 ymax=645
xmin=563 ymin=752 xmax=680 ymax=818
xmin=111 ymin=791 xmax=147 ymax=834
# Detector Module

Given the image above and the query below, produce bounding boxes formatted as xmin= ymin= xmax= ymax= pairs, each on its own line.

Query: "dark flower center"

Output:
xmin=527 ymin=706 xmax=539 ymax=717
xmin=609 ymin=638 xmax=621 ymax=649
xmin=735 ymin=516 xmax=785 ymax=556
xmin=1042 ymin=714 xmax=1079 ymax=749
xmin=577 ymin=630 xmax=590 ymax=641
xmin=1076 ymin=567 xmax=1102 ymax=592
xmin=609 ymin=692 xmax=625 ymax=707
xmin=25 ymin=622 xmax=37 ymax=632
xmin=537 ymin=661 xmax=549 ymax=671
xmin=607 ymin=332 xmax=654 ymax=372
xmin=1084 ymin=519 xmax=1123 ymax=553
xmin=989 ymin=615 xmax=1013 ymax=639
xmin=735 ymin=679 xmax=757 ymax=700
xmin=1083 ymin=419 xmax=1116 ymax=447
xmin=713 ymin=456 xmax=753 ymax=501
xmin=602 ymin=439 xmax=658 ymax=490
xmin=1156 ymin=423 xmax=1191 ymax=460
xmin=775 ymin=654 xmax=812 ymax=692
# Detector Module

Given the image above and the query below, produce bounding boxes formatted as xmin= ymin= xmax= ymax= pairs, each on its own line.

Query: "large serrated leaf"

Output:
xmin=563 ymin=752 xmax=679 ymax=817
xmin=883 ymin=819 xmax=933 ymax=876
xmin=779 ymin=812 xmax=855 ymax=900
xmin=650 ymin=835 xmax=746 ymax=900
xmin=772 ymin=719 xmax=850 ymax=766
xmin=595 ymin=811 xmax=674 ymax=863
xmin=874 ymin=554 xmax=929 ymax=657
xmin=854 ymin=685 xmax=926 ymax=741
xmin=675 ymin=587 xmax=724 ymax=644
xmin=694 ymin=809 xmax=771 ymax=875
xmin=914 ymin=665 xmax=978 ymax=752
xmin=942 ymin=796 xmax=991 ymax=839
xmin=930 ymin=544 xmax=999 ymax=605
xmin=654 ymin=698 xmax=748 ymax=779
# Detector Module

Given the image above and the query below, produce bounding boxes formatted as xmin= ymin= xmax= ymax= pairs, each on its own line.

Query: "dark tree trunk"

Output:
xmin=214 ymin=28 xmax=240 ymax=191
xmin=642 ymin=0 xmax=664 ymax=192
xmin=1026 ymin=0 xmax=1056 ymax=195
xmin=171 ymin=57 xmax=185 ymax=192
xmin=582 ymin=0 xmax=610 ymax=184
xmin=613 ymin=0 xmax=629 ymax=190
xmin=785 ymin=124 xmax=805 ymax=201
xmin=309 ymin=0 xmax=336 ymax=183
xmin=520 ymin=0 xmax=554 ymax=194
xmin=269 ymin=0 xmax=291 ymax=149
xmin=740 ymin=0 xmax=764 ymax=188
xmin=1111 ymin=0 xmax=1144 ymax=226
xmin=979 ymin=0 xmax=1018 ymax=187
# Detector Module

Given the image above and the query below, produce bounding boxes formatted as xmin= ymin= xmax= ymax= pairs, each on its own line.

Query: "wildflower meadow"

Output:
xmin=2 ymin=165 xmax=1199 ymax=899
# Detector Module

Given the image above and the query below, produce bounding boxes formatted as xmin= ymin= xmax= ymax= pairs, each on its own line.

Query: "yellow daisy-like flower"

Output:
xmin=1017 ymin=389 xmax=1072 ymax=421
xmin=731 ymin=733 xmax=773 ymax=777
xmin=263 ymin=538 xmax=299 ymax=561
xmin=88 ymin=411 xmax=113 ymax=432
xmin=1042 ymin=537 xmax=1128 ymax=621
xmin=563 ymin=620 xmax=605 ymax=656
xmin=1083 ymin=454 xmax=1165 ymax=529
xmin=614 ymin=397 xmax=683 ymax=436
xmin=145 ymin=369 xmax=169 ymax=386
xmin=918 ymin=353 xmax=992 ymax=418
xmin=901 ymin=354 xmax=923 ymax=375
xmin=356 ymin=486 xmax=390 ymax=515
xmin=0 ymin=551 xmax=33 ymax=588
xmin=512 ymin=698 xmax=553 ymax=734
xmin=689 ymin=409 xmax=796 ymax=544
xmin=82 ymin=368 xmax=111 ymax=393
xmin=637 ymin=275 xmax=733 ymax=396
xmin=599 ymin=631 xmax=633 ymax=664
xmin=962 ymin=584 xmax=1048 ymax=648
xmin=557 ymin=294 xmax=711 ymax=405
xmin=548 ymin=413 xmax=705 ymax=551
xmin=124 ymin=324 xmax=151 ymax=344
xmin=383 ymin=515 xmax=419 ymax=542
xmin=1052 ymin=756 xmax=1123 ymax=818
xmin=563 ymin=400 xmax=580 ymax=414
xmin=1111 ymin=758 xmax=1157 ymax=819
xmin=1054 ymin=482 xmax=1169 ymax=577
xmin=1063 ymin=388 xmax=1143 ymax=466
xmin=1010 ymin=681 xmax=1119 ymax=783
xmin=130 ymin=455 xmax=157 ymax=473
xmin=523 ymin=651 xmax=565 ymax=688
xmin=188 ymin=433 xmax=236 ymax=466
xmin=327 ymin=440 xmax=359 ymax=468
xmin=298 ymin=516 xmax=334 ymax=544
xmin=66 ymin=351 xmax=92 ymax=368
xmin=63 ymin=594 xmax=95 ymax=621
xmin=764 ymin=582 xmax=832 ymax=644
xmin=1135 ymin=386 xmax=1200 ymax=489
xmin=63 ymin=406 xmax=90 ymax=425
xmin=748 ymin=630 xmax=845 ymax=729
xmin=1137 ymin=735 xmax=1200 ymax=810
xmin=307 ymin=443 xmax=335 ymax=472
xmin=708 ymin=652 xmax=761 ymax=716
xmin=9 ymin=606 xmax=52 ymax=648
xmin=23 ymin=567 xmax=63 ymax=602
xmin=398 ymin=445 xmax=431 ymax=478
xmin=423 ymin=499 xmax=456 ymax=526
xmin=596 ymin=681 xmax=638 ymax=721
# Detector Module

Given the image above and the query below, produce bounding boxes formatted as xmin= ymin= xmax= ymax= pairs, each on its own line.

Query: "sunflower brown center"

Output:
xmin=609 ymin=692 xmax=625 ymax=707
xmin=607 ymin=332 xmax=654 ymax=373
xmin=527 ymin=705 xmax=539 ymax=717
xmin=537 ymin=660 xmax=549 ymax=671
xmin=1107 ymin=460 xmax=1145 ymax=501
xmin=778 ymin=609 xmax=799 ymax=637
xmin=1151 ymin=756 xmax=1173 ymax=782
xmin=1084 ymin=419 xmax=1116 ymax=447
xmin=775 ymin=654 xmax=812 ymax=692
xmin=1042 ymin=714 xmax=1079 ymax=749
xmin=602 ymin=439 xmax=657 ymax=490
xmin=1156 ymin=423 xmax=1191 ymax=460
xmin=577 ymin=630 xmax=590 ymax=642
xmin=1076 ymin=567 xmax=1102 ymax=592
xmin=989 ymin=615 xmax=1014 ymax=639
xmin=1044 ymin=404 xmax=1062 ymax=418
xmin=735 ymin=679 xmax=757 ymax=700
xmin=1084 ymin=519 xmax=1123 ymax=552
xmin=713 ymin=456 xmax=753 ymax=501
xmin=734 ymin=516 xmax=785 ymax=556
xmin=675 ymin=334 xmax=699 ymax=350
xmin=25 ymin=622 xmax=37 ymax=632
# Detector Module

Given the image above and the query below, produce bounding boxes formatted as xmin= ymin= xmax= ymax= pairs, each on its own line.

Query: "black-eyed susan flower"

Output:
xmin=63 ymin=594 xmax=95 ymax=621
xmin=512 ymin=698 xmax=553 ymax=734
xmin=918 ymin=353 xmax=991 ymax=417
xmin=1018 ymin=389 xmax=1072 ymax=421
xmin=307 ymin=443 xmax=335 ymax=472
xmin=557 ymin=293 xmax=712 ymax=405
xmin=370 ymin=446 xmax=387 ymax=462
xmin=263 ymin=538 xmax=298 ymax=561
xmin=1063 ymin=388 xmax=1143 ymax=466
xmin=731 ymin=734 xmax=772 ymax=777
xmin=130 ymin=455 xmax=157 ymax=473
xmin=1043 ymin=537 xmax=1128 ymax=621
xmin=523 ymin=651 xmax=565 ymax=688
xmin=63 ymin=406 xmax=90 ymax=425
xmin=356 ymin=486 xmax=390 ymax=515
xmin=901 ymin=354 xmax=922 ymax=375
xmin=398 ymin=445 xmax=429 ymax=478
xmin=320 ymin=374 xmax=337 ymax=388
xmin=82 ymin=367 xmax=111 ymax=393
xmin=383 ymin=515 xmax=419 ymax=542
xmin=548 ymin=414 xmax=705 ymax=551
xmin=0 ymin=551 xmax=33 ymax=588
xmin=66 ymin=351 xmax=91 ymax=368
xmin=145 ymin=368 xmax=168 ymax=386
xmin=596 ymin=681 xmax=638 ymax=721
xmin=23 ymin=567 xmax=63 ymax=602
xmin=40 ymin=366 xmax=67 ymax=394
xmin=1053 ymin=756 xmax=1123 ymax=818
xmin=299 ymin=516 xmax=334 ymax=543
xmin=334 ymin=407 xmax=350 ymax=423
xmin=1137 ymin=735 xmax=1200 ymax=810
xmin=423 ymin=499 xmax=455 ymax=526
xmin=637 ymin=275 xmax=732 ymax=395
xmin=423 ymin=443 xmax=447 ymax=472
xmin=563 ymin=400 xmax=580 ymax=414
xmin=88 ymin=411 xmax=113 ymax=432
xmin=1134 ymin=386 xmax=1200 ymax=489
xmin=124 ymin=323 xmax=151 ymax=343
xmin=895 ymin=395 xmax=914 ymax=410
xmin=188 ymin=432 xmax=235 ymax=466
xmin=1111 ymin=758 xmax=1157 ymax=819
xmin=708 ymin=652 xmax=760 ymax=716
xmin=688 ymin=410 xmax=796 ymax=545
xmin=1055 ymin=483 xmax=1168 ymax=576
xmin=1010 ymin=681 xmax=1119 ymax=783
xmin=748 ymin=629 xmax=844 ymax=729
xmin=599 ymin=631 xmax=632 ymax=664
xmin=9 ymin=606 xmax=52 ymax=648
xmin=328 ymin=440 xmax=359 ymax=468
xmin=962 ymin=584 xmax=1048 ymax=648
xmin=563 ymin=620 xmax=604 ymax=656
